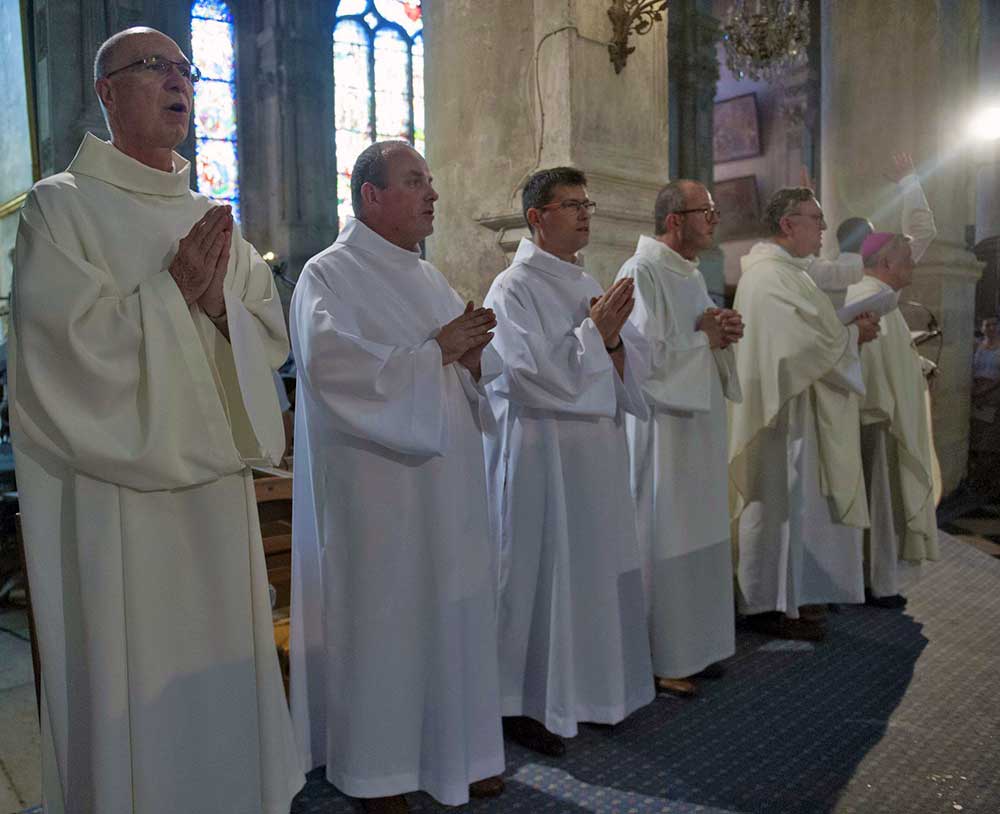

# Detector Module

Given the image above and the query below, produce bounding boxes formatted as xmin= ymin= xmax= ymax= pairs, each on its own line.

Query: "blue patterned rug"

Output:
xmin=290 ymin=532 xmax=1000 ymax=813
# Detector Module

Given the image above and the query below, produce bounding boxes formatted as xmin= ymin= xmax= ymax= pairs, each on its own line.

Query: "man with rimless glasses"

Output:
xmin=615 ymin=180 xmax=744 ymax=698
xmin=10 ymin=27 xmax=302 ymax=813
xmin=482 ymin=167 xmax=655 ymax=758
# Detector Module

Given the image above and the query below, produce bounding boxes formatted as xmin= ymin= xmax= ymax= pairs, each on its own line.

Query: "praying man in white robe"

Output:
xmin=846 ymin=228 xmax=940 ymax=608
xmin=10 ymin=28 xmax=302 ymax=814
xmin=801 ymin=154 xmax=934 ymax=306
xmin=729 ymin=187 xmax=882 ymax=642
xmin=482 ymin=167 xmax=654 ymax=757
xmin=615 ymin=180 xmax=744 ymax=697
xmin=289 ymin=141 xmax=505 ymax=814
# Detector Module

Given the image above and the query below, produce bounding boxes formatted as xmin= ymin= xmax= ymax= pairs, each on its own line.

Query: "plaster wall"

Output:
xmin=425 ymin=0 xmax=669 ymax=301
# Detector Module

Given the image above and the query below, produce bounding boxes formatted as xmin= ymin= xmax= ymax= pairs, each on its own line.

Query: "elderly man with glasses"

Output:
xmin=10 ymin=27 xmax=303 ymax=813
xmin=727 ymin=187 xmax=882 ymax=642
xmin=481 ymin=166 xmax=655 ymax=758
xmin=614 ymin=180 xmax=744 ymax=698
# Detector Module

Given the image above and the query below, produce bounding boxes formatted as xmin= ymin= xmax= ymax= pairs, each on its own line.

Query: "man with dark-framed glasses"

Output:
xmin=481 ymin=166 xmax=655 ymax=758
xmin=11 ymin=27 xmax=303 ymax=813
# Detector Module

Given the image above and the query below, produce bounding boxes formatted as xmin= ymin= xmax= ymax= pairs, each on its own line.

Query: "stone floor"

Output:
xmin=2 ymin=524 xmax=1000 ymax=814
xmin=0 ymin=608 xmax=39 ymax=814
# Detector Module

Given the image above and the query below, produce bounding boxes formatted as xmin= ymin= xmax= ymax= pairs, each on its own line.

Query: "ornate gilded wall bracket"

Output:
xmin=607 ymin=0 xmax=670 ymax=74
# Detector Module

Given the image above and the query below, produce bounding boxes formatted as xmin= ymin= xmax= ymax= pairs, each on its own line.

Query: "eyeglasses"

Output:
xmin=674 ymin=206 xmax=722 ymax=222
xmin=788 ymin=212 xmax=827 ymax=227
xmin=539 ymin=199 xmax=598 ymax=215
xmin=104 ymin=55 xmax=202 ymax=84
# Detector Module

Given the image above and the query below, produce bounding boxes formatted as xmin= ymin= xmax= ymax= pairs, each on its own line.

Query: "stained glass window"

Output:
xmin=191 ymin=0 xmax=240 ymax=222
xmin=334 ymin=0 xmax=424 ymax=228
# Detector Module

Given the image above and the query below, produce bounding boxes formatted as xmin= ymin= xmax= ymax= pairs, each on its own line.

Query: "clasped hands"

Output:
xmin=589 ymin=277 xmax=635 ymax=351
xmin=697 ymin=307 xmax=744 ymax=349
xmin=436 ymin=301 xmax=497 ymax=378
xmin=168 ymin=204 xmax=233 ymax=320
xmin=852 ymin=311 xmax=881 ymax=345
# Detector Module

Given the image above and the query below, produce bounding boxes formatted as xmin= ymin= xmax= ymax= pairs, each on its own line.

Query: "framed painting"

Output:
xmin=713 ymin=175 xmax=761 ymax=241
xmin=714 ymin=93 xmax=761 ymax=163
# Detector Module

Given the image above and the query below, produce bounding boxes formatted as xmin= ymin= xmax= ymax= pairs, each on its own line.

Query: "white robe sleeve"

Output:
xmin=712 ymin=346 xmax=743 ymax=403
xmin=625 ymin=262 xmax=717 ymax=413
xmin=612 ymin=322 xmax=651 ymax=420
xmin=11 ymin=194 xmax=256 ymax=492
xmin=821 ymin=324 xmax=866 ymax=395
xmin=807 ymin=253 xmax=864 ymax=292
xmin=292 ymin=271 xmax=452 ymax=457
xmin=899 ymin=174 xmax=936 ymax=263
xmin=486 ymin=280 xmax=618 ymax=418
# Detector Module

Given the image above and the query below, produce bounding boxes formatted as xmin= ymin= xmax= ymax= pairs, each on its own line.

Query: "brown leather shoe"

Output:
xmin=469 ymin=775 xmax=505 ymax=798
xmin=361 ymin=795 xmax=409 ymax=814
xmin=503 ymin=716 xmax=566 ymax=757
xmin=655 ymin=676 xmax=699 ymax=697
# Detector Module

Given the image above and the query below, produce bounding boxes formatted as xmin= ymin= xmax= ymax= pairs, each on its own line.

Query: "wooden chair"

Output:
xmin=251 ymin=465 xmax=294 ymax=698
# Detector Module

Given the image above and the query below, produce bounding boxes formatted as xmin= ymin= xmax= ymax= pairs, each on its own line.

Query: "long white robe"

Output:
xmin=846 ymin=275 xmax=940 ymax=597
xmin=289 ymin=217 xmax=504 ymax=806
xmin=729 ymin=242 xmax=869 ymax=618
xmin=482 ymin=239 xmax=654 ymax=737
xmin=616 ymin=237 xmax=741 ymax=677
xmin=10 ymin=134 xmax=302 ymax=814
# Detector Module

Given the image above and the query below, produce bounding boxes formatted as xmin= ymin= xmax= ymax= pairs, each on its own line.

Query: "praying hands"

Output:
xmin=590 ymin=277 xmax=635 ymax=351
xmin=437 ymin=301 xmax=497 ymax=377
xmin=169 ymin=204 xmax=233 ymax=308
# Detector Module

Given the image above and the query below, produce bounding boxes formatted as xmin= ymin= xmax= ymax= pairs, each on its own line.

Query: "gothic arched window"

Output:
xmin=333 ymin=0 xmax=424 ymax=227
xmin=191 ymin=0 xmax=241 ymax=222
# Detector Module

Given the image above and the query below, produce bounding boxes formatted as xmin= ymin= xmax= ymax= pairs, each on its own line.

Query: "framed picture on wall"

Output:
xmin=714 ymin=93 xmax=761 ymax=163
xmin=714 ymin=175 xmax=761 ymax=241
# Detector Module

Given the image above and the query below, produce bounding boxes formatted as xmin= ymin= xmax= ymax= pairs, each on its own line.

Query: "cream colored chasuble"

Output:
xmin=11 ymin=134 xmax=302 ymax=814
xmin=729 ymin=242 xmax=869 ymax=617
xmin=846 ymin=274 xmax=940 ymax=597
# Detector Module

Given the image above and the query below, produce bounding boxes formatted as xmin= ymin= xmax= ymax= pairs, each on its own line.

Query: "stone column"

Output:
xmin=425 ymin=0 xmax=669 ymax=300
xmin=668 ymin=0 xmax=723 ymax=299
xmin=819 ymin=0 xmax=983 ymax=493
xmin=973 ymin=0 xmax=1000 ymax=320
xmin=248 ymin=0 xmax=337 ymax=283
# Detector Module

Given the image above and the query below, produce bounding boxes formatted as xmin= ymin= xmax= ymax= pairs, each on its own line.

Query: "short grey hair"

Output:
xmin=763 ymin=187 xmax=816 ymax=236
xmin=653 ymin=180 xmax=699 ymax=235
xmin=351 ymin=140 xmax=412 ymax=219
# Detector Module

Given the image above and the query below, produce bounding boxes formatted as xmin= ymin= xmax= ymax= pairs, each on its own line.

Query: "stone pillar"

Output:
xmin=668 ymin=0 xmax=723 ymax=300
xmin=246 ymin=0 xmax=336 ymax=282
xmin=973 ymin=0 xmax=1000 ymax=320
xmin=425 ymin=0 xmax=669 ymax=300
xmin=820 ymin=0 xmax=983 ymax=493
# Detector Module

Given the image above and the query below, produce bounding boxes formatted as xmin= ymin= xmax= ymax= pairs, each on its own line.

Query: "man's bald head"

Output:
xmin=94 ymin=27 xmax=171 ymax=83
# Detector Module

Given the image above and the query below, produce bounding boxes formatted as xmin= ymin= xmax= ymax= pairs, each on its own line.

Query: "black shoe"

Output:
xmin=865 ymin=590 xmax=907 ymax=609
xmin=693 ymin=662 xmax=726 ymax=680
xmin=503 ymin=716 xmax=566 ymax=757
xmin=744 ymin=611 xmax=826 ymax=642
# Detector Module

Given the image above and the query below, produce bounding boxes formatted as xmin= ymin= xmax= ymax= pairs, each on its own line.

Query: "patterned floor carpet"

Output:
xmin=290 ymin=532 xmax=1000 ymax=814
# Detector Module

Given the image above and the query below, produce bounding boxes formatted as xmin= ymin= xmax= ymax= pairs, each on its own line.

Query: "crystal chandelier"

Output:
xmin=722 ymin=0 xmax=810 ymax=83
